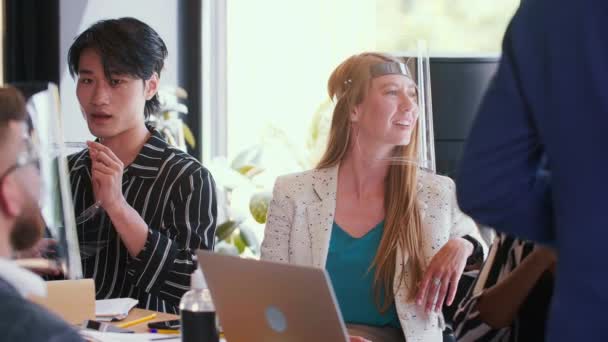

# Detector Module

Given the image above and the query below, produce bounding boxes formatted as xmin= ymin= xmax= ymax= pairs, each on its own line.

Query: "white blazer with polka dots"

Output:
xmin=261 ymin=164 xmax=486 ymax=342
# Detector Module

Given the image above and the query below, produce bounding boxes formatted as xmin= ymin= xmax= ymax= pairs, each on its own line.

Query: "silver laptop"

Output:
xmin=197 ymin=250 xmax=349 ymax=342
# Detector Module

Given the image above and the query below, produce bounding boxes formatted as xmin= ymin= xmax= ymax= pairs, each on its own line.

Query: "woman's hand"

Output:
xmin=416 ymin=237 xmax=474 ymax=313
xmin=87 ymin=141 xmax=126 ymax=215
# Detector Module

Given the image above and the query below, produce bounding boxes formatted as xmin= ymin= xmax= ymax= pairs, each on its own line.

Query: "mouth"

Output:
xmin=393 ymin=120 xmax=412 ymax=128
xmin=89 ymin=112 xmax=112 ymax=123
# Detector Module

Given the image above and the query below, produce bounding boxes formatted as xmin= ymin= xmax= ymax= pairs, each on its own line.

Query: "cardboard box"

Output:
xmin=30 ymin=278 xmax=95 ymax=325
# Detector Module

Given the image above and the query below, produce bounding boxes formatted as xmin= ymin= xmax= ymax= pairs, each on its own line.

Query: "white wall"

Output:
xmin=59 ymin=0 xmax=179 ymax=142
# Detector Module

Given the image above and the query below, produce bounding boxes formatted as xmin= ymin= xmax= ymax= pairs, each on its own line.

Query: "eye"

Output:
xmin=407 ymin=87 xmax=418 ymax=99
xmin=79 ymin=78 xmax=93 ymax=85
xmin=386 ymin=89 xmax=399 ymax=96
xmin=109 ymin=79 xmax=124 ymax=87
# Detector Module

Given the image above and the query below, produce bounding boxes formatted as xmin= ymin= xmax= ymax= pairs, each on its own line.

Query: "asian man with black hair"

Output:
xmin=67 ymin=17 xmax=217 ymax=313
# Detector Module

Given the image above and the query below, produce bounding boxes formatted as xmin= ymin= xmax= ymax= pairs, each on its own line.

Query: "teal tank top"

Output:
xmin=325 ymin=221 xmax=401 ymax=329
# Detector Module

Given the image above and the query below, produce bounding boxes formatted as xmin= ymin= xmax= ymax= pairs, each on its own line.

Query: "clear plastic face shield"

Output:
xmin=23 ymin=83 xmax=83 ymax=279
xmin=353 ymin=42 xmax=436 ymax=172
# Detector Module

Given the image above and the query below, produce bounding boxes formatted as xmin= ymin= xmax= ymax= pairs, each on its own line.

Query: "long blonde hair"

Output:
xmin=317 ymin=52 xmax=425 ymax=311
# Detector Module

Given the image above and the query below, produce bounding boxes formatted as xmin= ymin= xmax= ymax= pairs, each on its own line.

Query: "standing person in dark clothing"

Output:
xmin=67 ymin=17 xmax=217 ymax=313
xmin=0 ymin=86 xmax=83 ymax=341
xmin=457 ymin=0 xmax=607 ymax=340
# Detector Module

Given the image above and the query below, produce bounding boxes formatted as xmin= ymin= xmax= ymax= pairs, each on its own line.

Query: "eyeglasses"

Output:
xmin=0 ymin=138 xmax=40 ymax=182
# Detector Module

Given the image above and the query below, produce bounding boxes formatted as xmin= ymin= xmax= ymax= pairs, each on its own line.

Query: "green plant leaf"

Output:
xmin=231 ymin=145 xmax=263 ymax=171
xmin=236 ymin=165 xmax=256 ymax=176
xmin=232 ymin=231 xmax=247 ymax=254
xmin=239 ymin=165 xmax=264 ymax=179
xmin=183 ymin=124 xmax=196 ymax=148
xmin=160 ymin=127 xmax=177 ymax=146
xmin=216 ymin=220 xmax=240 ymax=241
xmin=249 ymin=191 xmax=272 ymax=224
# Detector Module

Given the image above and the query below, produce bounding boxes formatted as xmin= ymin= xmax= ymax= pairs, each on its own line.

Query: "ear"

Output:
xmin=0 ymin=178 xmax=24 ymax=219
xmin=144 ymin=72 xmax=160 ymax=100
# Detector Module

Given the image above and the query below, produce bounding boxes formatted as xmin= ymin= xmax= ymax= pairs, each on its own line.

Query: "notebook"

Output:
xmin=96 ymin=298 xmax=139 ymax=321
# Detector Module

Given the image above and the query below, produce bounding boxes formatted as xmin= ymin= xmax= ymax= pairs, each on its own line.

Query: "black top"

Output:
xmin=68 ymin=128 xmax=217 ymax=313
xmin=0 ymin=277 xmax=84 ymax=342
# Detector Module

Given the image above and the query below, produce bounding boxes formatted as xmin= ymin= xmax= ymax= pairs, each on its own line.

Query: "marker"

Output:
xmin=149 ymin=328 xmax=180 ymax=334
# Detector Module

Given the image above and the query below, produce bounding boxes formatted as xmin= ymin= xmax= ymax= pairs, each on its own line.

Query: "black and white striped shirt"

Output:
xmin=453 ymin=233 xmax=554 ymax=341
xmin=68 ymin=128 xmax=217 ymax=313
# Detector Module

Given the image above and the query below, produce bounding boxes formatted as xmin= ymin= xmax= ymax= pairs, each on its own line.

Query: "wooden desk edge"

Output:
xmin=114 ymin=308 xmax=179 ymax=333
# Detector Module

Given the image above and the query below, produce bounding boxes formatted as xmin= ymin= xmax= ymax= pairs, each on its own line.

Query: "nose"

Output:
xmin=91 ymin=81 xmax=111 ymax=106
xmin=398 ymin=90 xmax=417 ymax=113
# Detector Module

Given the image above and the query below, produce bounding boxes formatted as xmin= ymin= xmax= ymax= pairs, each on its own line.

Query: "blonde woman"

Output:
xmin=261 ymin=52 xmax=485 ymax=341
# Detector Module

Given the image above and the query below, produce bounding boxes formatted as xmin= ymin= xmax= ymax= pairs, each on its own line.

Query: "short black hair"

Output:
xmin=67 ymin=17 xmax=168 ymax=118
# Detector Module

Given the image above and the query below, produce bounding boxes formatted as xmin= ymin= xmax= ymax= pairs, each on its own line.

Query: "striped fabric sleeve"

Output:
xmin=453 ymin=234 xmax=523 ymax=341
xmin=128 ymin=167 xmax=217 ymax=303
xmin=453 ymin=287 xmax=504 ymax=341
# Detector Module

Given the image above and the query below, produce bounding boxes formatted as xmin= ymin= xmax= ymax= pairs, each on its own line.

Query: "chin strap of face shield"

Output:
xmin=369 ymin=61 xmax=413 ymax=79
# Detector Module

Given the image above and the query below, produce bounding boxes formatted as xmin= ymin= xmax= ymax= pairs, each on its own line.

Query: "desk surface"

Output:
xmin=112 ymin=308 xmax=226 ymax=342
xmin=116 ymin=308 xmax=179 ymax=333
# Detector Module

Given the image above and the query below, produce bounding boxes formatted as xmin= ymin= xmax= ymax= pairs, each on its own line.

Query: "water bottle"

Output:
xmin=179 ymin=267 xmax=219 ymax=342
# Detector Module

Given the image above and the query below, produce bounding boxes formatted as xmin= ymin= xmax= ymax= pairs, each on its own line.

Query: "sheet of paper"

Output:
xmin=80 ymin=330 xmax=180 ymax=342
xmin=81 ymin=330 xmax=227 ymax=342
xmin=96 ymin=298 xmax=139 ymax=320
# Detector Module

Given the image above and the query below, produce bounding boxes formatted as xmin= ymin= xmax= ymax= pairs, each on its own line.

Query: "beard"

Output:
xmin=10 ymin=201 xmax=45 ymax=251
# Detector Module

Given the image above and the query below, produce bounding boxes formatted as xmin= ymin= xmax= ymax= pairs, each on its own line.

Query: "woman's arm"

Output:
xmin=448 ymin=177 xmax=489 ymax=258
xmin=261 ymin=176 xmax=295 ymax=263
xmin=416 ymin=176 xmax=487 ymax=313
xmin=475 ymin=245 xmax=556 ymax=328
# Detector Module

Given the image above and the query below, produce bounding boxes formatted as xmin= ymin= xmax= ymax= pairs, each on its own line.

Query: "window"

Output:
xmin=224 ymin=0 xmax=519 ymax=180
xmin=209 ymin=0 xmax=519 ymax=255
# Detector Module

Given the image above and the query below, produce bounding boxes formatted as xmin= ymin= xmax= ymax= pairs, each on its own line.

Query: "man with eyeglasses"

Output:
xmin=0 ymin=86 xmax=83 ymax=341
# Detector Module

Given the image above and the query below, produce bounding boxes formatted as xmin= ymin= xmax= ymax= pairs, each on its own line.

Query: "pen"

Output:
xmin=117 ymin=313 xmax=157 ymax=328
xmin=149 ymin=328 xmax=180 ymax=334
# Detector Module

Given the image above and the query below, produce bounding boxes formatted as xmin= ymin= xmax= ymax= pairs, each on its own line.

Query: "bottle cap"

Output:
xmin=191 ymin=267 xmax=207 ymax=290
